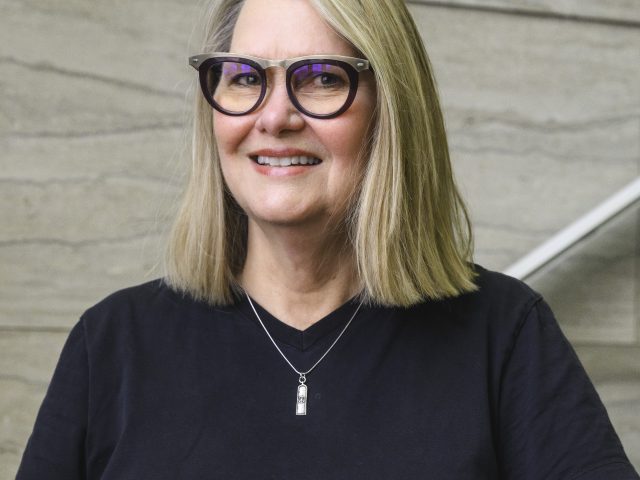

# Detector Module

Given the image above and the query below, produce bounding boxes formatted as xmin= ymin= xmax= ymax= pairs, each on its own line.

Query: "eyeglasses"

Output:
xmin=189 ymin=53 xmax=371 ymax=119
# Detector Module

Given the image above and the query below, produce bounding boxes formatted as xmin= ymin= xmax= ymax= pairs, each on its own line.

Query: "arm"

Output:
xmin=498 ymin=299 xmax=639 ymax=480
xmin=16 ymin=319 xmax=89 ymax=480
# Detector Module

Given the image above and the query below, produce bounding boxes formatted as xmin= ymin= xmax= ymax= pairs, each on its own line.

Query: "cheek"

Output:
xmin=213 ymin=114 xmax=253 ymax=202
xmin=337 ymin=125 xmax=367 ymax=158
xmin=321 ymin=125 xmax=370 ymax=202
xmin=327 ymin=87 xmax=376 ymax=164
xmin=325 ymin=113 xmax=373 ymax=168
xmin=213 ymin=113 xmax=251 ymax=157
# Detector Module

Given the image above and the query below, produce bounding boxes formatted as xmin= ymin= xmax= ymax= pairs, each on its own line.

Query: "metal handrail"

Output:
xmin=504 ymin=177 xmax=640 ymax=280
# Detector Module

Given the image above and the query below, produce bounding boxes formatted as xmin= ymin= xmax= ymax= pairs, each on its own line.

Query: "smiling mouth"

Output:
xmin=250 ymin=155 xmax=322 ymax=167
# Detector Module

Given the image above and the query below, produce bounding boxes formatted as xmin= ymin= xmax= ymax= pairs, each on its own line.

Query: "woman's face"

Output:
xmin=214 ymin=0 xmax=376 ymax=230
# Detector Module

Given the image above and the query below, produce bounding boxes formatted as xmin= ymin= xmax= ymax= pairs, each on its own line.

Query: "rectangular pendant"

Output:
xmin=296 ymin=384 xmax=308 ymax=415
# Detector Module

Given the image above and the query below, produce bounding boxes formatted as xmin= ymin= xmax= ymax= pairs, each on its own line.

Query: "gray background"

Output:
xmin=1 ymin=0 xmax=639 ymax=476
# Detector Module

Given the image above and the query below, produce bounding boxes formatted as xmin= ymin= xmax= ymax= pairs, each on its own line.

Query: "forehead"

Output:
xmin=230 ymin=0 xmax=356 ymax=58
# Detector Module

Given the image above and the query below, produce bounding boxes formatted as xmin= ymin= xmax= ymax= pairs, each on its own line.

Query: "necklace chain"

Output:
xmin=245 ymin=293 xmax=363 ymax=377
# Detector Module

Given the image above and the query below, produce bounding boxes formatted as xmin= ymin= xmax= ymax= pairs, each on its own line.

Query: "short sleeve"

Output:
xmin=16 ymin=318 xmax=89 ymax=480
xmin=498 ymin=298 xmax=639 ymax=480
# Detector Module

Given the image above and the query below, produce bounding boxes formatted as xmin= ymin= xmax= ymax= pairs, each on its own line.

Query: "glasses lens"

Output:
xmin=290 ymin=63 xmax=351 ymax=116
xmin=205 ymin=61 xmax=262 ymax=114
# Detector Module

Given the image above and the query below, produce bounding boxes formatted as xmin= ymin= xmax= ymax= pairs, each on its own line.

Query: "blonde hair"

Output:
xmin=165 ymin=0 xmax=476 ymax=307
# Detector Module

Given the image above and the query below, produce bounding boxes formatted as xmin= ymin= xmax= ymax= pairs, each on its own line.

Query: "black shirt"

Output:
xmin=17 ymin=267 xmax=639 ymax=479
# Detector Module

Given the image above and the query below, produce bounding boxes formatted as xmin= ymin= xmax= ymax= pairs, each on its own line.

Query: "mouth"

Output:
xmin=250 ymin=155 xmax=322 ymax=167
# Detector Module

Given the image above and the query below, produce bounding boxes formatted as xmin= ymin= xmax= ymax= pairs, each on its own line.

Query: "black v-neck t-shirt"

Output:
xmin=17 ymin=267 xmax=639 ymax=479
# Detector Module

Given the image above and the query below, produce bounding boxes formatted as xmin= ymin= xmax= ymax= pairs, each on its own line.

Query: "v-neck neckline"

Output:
xmin=235 ymin=294 xmax=362 ymax=351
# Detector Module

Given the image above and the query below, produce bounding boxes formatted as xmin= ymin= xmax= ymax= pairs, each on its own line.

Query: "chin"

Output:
xmin=248 ymin=206 xmax=328 ymax=229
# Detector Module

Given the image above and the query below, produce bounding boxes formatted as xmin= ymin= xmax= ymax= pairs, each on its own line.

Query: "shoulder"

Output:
xmin=387 ymin=265 xmax=547 ymax=365
xmin=434 ymin=264 xmax=543 ymax=328
xmin=78 ymin=278 xmax=214 ymax=343
xmin=81 ymin=278 xmax=172 ymax=322
xmin=471 ymin=264 xmax=542 ymax=316
xmin=471 ymin=264 xmax=537 ymax=299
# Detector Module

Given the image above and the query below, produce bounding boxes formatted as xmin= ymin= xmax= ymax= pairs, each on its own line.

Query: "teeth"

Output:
xmin=256 ymin=156 xmax=321 ymax=167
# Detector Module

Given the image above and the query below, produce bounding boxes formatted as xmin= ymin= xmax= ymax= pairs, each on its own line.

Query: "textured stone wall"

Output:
xmin=1 ymin=0 xmax=639 ymax=475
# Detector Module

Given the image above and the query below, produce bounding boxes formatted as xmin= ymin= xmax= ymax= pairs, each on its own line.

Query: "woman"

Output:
xmin=17 ymin=0 xmax=639 ymax=478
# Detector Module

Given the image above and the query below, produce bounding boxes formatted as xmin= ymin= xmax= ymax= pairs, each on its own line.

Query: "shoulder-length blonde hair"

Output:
xmin=165 ymin=0 xmax=476 ymax=307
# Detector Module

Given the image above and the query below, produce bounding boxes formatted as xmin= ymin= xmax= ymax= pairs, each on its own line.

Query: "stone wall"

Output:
xmin=1 ymin=0 xmax=638 ymax=475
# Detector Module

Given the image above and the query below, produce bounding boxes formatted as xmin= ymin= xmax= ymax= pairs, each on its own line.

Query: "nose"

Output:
xmin=254 ymin=70 xmax=305 ymax=135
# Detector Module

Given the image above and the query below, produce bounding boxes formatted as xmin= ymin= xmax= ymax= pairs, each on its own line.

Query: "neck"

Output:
xmin=239 ymin=220 xmax=360 ymax=331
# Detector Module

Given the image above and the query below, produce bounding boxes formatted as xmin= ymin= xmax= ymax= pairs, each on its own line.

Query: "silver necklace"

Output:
xmin=245 ymin=293 xmax=363 ymax=416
